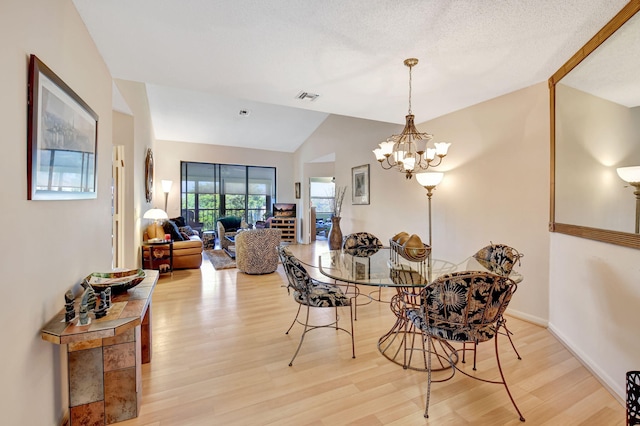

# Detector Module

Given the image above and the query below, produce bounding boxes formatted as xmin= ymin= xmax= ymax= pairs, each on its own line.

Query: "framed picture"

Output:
xmin=351 ymin=164 xmax=370 ymax=205
xmin=294 ymin=182 xmax=301 ymax=199
xmin=27 ymin=54 xmax=99 ymax=200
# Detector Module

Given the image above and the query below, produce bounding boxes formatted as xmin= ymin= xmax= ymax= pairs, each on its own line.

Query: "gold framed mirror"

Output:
xmin=549 ymin=1 xmax=640 ymax=249
xmin=145 ymin=148 xmax=154 ymax=203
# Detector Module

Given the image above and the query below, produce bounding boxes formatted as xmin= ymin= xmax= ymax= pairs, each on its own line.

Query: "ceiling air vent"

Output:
xmin=295 ymin=91 xmax=320 ymax=102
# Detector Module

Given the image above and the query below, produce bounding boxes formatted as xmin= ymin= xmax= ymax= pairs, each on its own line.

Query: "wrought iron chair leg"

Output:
xmin=473 ymin=341 xmax=478 ymax=370
xmin=494 ymin=333 xmax=525 ymax=421
xmin=503 ymin=320 xmax=522 ymax=360
xmin=285 ymin=304 xmax=302 ymax=335
xmin=424 ymin=332 xmax=433 ymax=418
xmin=289 ymin=304 xmax=312 ymax=366
xmin=349 ymin=302 xmax=355 ymax=358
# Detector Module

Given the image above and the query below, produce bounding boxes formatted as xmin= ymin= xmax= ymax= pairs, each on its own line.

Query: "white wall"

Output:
xmin=549 ymin=234 xmax=640 ymax=400
xmin=296 ymin=83 xmax=551 ymax=325
xmin=154 ymin=139 xmax=295 ymax=221
xmin=294 ymin=114 xmax=402 ymax=243
xmin=0 ymin=0 xmax=113 ymax=423
xmin=112 ymin=111 xmax=136 ymax=267
xmin=113 ymin=80 xmax=157 ymax=268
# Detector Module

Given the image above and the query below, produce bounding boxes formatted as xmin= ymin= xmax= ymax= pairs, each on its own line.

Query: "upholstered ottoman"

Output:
xmin=235 ymin=228 xmax=282 ymax=274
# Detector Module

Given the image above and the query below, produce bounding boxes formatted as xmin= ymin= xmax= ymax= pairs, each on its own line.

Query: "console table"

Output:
xmin=41 ymin=270 xmax=158 ymax=425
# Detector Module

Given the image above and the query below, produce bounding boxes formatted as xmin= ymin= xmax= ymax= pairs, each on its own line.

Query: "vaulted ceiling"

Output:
xmin=72 ymin=0 xmax=629 ymax=152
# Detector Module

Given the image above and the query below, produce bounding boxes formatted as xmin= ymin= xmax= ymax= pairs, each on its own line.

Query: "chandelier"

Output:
xmin=373 ymin=58 xmax=451 ymax=179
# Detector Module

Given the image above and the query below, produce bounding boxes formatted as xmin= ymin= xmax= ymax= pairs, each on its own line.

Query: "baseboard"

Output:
xmin=548 ymin=323 xmax=625 ymax=406
xmin=505 ymin=310 xmax=624 ymax=406
xmin=505 ymin=308 xmax=548 ymax=327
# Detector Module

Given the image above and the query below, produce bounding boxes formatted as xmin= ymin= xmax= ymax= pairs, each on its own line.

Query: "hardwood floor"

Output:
xmin=121 ymin=241 xmax=625 ymax=425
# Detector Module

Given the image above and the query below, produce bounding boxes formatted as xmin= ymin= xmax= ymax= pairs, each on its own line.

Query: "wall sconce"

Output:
xmin=616 ymin=166 xmax=640 ymax=233
xmin=161 ymin=180 xmax=173 ymax=212
xmin=415 ymin=172 xmax=444 ymax=248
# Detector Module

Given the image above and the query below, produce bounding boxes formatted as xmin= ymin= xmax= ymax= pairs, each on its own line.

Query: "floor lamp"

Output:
xmin=161 ymin=180 xmax=173 ymax=213
xmin=616 ymin=166 xmax=640 ymax=234
xmin=415 ymin=172 xmax=444 ymax=248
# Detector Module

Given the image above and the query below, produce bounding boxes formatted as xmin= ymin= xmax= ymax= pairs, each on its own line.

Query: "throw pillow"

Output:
xmin=180 ymin=231 xmax=191 ymax=240
xmin=219 ymin=216 xmax=242 ymax=231
xmin=170 ymin=216 xmax=186 ymax=227
xmin=179 ymin=226 xmax=196 ymax=236
xmin=163 ymin=220 xmax=185 ymax=241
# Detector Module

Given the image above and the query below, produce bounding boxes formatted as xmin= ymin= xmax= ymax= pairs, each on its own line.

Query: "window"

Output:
xmin=310 ymin=178 xmax=335 ymax=222
xmin=181 ymin=162 xmax=276 ymax=231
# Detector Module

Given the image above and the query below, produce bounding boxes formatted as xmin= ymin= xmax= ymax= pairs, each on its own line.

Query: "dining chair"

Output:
xmin=470 ymin=243 xmax=524 ymax=363
xmin=278 ymin=246 xmax=356 ymax=366
xmin=341 ymin=232 xmax=385 ymax=310
xmin=405 ymin=270 xmax=525 ymax=421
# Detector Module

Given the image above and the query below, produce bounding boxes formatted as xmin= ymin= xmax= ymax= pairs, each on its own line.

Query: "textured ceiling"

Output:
xmin=72 ymin=0 xmax=630 ymax=152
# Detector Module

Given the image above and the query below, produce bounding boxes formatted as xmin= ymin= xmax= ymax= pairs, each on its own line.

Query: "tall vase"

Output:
xmin=328 ymin=216 xmax=343 ymax=250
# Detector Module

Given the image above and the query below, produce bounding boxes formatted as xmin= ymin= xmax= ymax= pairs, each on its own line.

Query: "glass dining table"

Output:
xmin=318 ymin=247 xmax=521 ymax=371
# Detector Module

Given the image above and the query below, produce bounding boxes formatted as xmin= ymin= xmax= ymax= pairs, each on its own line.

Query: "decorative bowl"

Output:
xmin=82 ymin=269 xmax=146 ymax=293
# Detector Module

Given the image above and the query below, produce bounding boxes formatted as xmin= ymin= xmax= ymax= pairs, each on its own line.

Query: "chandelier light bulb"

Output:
xmin=403 ymin=154 xmax=416 ymax=171
xmin=380 ymin=140 xmax=395 ymax=156
xmin=425 ymin=148 xmax=436 ymax=161
xmin=373 ymin=148 xmax=385 ymax=161
xmin=434 ymin=142 xmax=451 ymax=157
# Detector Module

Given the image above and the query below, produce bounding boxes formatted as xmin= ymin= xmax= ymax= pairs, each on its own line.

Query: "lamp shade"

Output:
xmin=617 ymin=166 xmax=640 ymax=184
xmin=143 ymin=208 xmax=168 ymax=221
xmin=416 ymin=172 xmax=444 ymax=188
xmin=161 ymin=180 xmax=173 ymax=193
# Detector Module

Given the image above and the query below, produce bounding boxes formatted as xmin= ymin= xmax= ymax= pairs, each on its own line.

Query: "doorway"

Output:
xmin=309 ymin=177 xmax=335 ymax=242
xmin=112 ymin=146 xmax=125 ymax=268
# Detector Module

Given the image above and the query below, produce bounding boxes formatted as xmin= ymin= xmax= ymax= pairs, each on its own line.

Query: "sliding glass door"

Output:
xmin=181 ymin=162 xmax=276 ymax=231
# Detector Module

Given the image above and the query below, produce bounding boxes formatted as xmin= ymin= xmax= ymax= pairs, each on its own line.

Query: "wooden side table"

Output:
xmin=41 ymin=270 xmax=159 ymax=425
xmin=141 ymin=240 xmax=173 ymax=274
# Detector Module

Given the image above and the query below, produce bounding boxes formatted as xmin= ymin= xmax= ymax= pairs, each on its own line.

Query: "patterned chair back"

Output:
xmin=421 ymin=270 xmax=517 ymax=343
xmin=342 ymin=232 xmax=383 ymax=249
xmin=472 ymin=243 xmax=523 ymax=277
xmin=278 ymin=246 xmax=296 ymax=288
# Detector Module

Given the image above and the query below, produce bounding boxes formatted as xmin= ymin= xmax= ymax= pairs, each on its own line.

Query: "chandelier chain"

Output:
xmin=408 ymin=64 xmax=412 ymax=115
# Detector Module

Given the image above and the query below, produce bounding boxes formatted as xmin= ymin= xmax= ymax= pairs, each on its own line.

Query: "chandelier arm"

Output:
xmin=378 ymin=159 xmax=394 ymax=170
xmin=428 ymin=156 xmax=444 ymax=168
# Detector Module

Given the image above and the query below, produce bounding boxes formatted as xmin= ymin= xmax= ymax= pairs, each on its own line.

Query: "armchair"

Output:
xmin=216 ymin=216 xmax=243 ymax=251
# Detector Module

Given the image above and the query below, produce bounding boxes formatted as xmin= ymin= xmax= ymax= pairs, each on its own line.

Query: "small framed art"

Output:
xmin=352 ymin=164 xmax=370 ymax=205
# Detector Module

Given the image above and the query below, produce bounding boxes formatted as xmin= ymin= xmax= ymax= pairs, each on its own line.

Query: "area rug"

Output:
xmin=205 ymin=249 xmax=236 ymax=270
